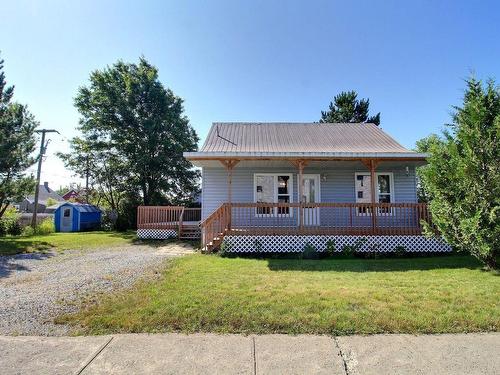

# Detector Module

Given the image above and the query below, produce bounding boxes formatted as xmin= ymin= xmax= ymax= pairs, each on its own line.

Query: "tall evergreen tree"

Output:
xmin=320 ymin=90 xmax=380 ymax=125
xmin=419 ymin=78 xmax=499 ymax=269
xmin=0 ymin=55 xmax=37 ymax=218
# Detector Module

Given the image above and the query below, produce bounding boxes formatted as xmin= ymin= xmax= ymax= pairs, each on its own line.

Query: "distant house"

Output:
xmin=62 ymin=189 xmax=80 ymax=201
xmin=18 ymin=182 xmax=66 ymax=213
xmin=62 ymin=187 xmax=89 ymax=203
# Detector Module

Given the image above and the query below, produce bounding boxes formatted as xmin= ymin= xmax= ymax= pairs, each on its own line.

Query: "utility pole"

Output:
xmin=85 ymin=155 xmax=89 ymax=204
xmin=31 ymin=129 xmax=60 ymax=228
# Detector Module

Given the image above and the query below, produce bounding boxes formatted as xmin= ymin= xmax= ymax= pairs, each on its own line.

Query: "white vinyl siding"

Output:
xmin=201 ymin=162 xmax=417 ymax=220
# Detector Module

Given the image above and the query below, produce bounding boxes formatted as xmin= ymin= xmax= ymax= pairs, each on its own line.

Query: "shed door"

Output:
xmin=60 ymin=207 xmax=73 ymax=232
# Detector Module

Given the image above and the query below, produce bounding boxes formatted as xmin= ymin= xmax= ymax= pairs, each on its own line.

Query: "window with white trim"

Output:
xmin=355 ymin=172 xmax=394 ymax=214
xmin=254 ymin=174 xmax=293 ymax=216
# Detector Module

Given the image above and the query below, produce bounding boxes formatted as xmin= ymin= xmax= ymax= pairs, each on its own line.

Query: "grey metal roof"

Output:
xmin=59 ymin=203 xmax=101 ymax=213
xmin=185 ymin=122 xmax=425 ymax=159
xmin=25 ymin=184 xmax=65 ymax=205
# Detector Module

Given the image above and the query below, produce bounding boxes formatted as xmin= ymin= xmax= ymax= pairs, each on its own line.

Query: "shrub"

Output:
xmin=301 ymin=243 xmax=318 ymax=259
xmin=325 ymin=240 xmax=336 ymax=257
xmin=394 ymin=245 xmax=407 ymax=257
xmin=219 ymin=242 xmax=234 ymax=257
xmin=21 ymin=225 xmax=34 ymax=237
xmin=35 ymin=217 xmax=55 ymax=235
xmin=0 ymin=207 xmax=21 ymax=236
xmin=20 ymin=217 xmax=55 ymax=237
xmin=342 ymin=238 xmax=367 ymax=256
xmin=8 ymin=221 xmax=22 ymax=236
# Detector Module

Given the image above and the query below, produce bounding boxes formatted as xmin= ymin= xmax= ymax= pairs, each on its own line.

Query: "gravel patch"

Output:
xmin=0 ymin=242 xmax=194 ymax=336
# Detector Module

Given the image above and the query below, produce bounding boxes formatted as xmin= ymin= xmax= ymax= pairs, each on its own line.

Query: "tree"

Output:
xmin=59 ymin=137 xmax=126 ymax=210
xmin=320 ymin=90 xmax=380 ymax=125
xmin=60 ymin=57 xmax=199 ymax=226
xmin=414 ymin=134 xmax=442 ymax=203
xmin=419 ymin=78 xmax=499 ymax=269
xmin=0 ymin=56 xmax=37 ymax=218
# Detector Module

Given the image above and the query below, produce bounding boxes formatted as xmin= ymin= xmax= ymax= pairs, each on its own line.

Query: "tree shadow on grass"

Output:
xmin=0 ymin=238 xmax=53 ymax=256
xmin=266 ymin=255 xmax=486 ymax=273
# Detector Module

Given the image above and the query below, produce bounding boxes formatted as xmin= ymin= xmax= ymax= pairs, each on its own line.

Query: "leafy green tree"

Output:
xmin=59 ymin=137 xmax=127 ymax=212
xmin=320 ymin=90 xmax=380 ymax=125
xmin=60 ymin=57 xmax=200 ymax=227
xmin=419 ymin=78 xmax=499 ymax=269
xmin=0 ymin=56 xmax=37 ymax=218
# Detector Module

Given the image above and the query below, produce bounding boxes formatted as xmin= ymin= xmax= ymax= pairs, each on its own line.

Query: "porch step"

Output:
xmin=206 ymin=235 xmax=224 ymax=252
xmin=179 ymin=225 xmax=201 ymax=240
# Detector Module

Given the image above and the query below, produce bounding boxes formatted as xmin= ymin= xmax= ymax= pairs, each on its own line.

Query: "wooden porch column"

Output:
xmin=219 ymin=159 xmax=239 ymax=230
xmin=362 ymin=159 xmax=379 ymax=234
xmin=290 ymin=159 xmax=308 ymax=229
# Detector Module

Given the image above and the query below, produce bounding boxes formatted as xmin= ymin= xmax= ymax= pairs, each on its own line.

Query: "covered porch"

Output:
xmin=200 ymin=201 xmax=436 ymax=251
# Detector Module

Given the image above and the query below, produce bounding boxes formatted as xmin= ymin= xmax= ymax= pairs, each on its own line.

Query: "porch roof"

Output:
xmin=184 ymin=123 xmax=427 ymax=164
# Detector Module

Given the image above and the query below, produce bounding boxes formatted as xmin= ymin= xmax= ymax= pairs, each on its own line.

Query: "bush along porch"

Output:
xmin=138 ymin=122 xmax=451 ymax=254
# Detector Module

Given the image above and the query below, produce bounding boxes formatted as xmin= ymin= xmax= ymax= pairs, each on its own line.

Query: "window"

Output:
xmin=355 ymin=172 xmax=394 ymax=215
xmin=255 ymin=175 xmax=274 ymax=215
xmin=63 ymin=208 xmax=71 ymax=217
xmin=254 ymin=174 xmax=293 ymax=216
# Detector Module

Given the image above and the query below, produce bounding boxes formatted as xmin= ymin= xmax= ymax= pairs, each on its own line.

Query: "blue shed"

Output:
xmin=54 ymin=203 xmax=102 ymax=232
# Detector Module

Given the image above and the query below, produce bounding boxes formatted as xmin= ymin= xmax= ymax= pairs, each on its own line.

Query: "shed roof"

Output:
xmin=59 ymin=203 xmax=101 ymax=213
xmin=184 ymin=122 xmax=426 ymax=160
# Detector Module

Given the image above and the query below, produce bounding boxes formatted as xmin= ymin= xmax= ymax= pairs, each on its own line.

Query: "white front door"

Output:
xmin=301 ymin=174 xmax=320 ymax=226
xmin=60 ymin=207 xmax=73 ymax=232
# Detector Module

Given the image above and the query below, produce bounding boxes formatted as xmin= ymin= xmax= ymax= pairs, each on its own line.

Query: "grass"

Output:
xmin=60 ymin=254 xmax=500 ymax=335
xmin=0 ymin=231 xmax=138 ymax=256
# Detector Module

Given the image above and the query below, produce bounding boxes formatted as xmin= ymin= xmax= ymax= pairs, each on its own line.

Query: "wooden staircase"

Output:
xmin=178 ymin=223 xmax=201 ymax=240
xmin=200 ymin=204 xmax=231 ymax=252
xmin=205 ymin=232 xmax=225 ymax=252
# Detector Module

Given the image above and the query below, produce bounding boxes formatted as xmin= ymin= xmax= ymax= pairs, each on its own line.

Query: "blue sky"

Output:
xmin=2 ymin=0 xmax=500 ymax=188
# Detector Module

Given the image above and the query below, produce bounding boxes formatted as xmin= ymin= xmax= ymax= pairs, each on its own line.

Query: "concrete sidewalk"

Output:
xmin=1 ymin=333 xmax=499 ymax=375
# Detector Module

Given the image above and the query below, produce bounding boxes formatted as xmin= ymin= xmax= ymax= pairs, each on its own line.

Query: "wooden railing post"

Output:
xmin=178 ymin=207 xmax=185 ymax=238
xmin=290 ymin=159 xmax=308 ymax=230
xmin=361 ymin=159 xmax=379 ymax=234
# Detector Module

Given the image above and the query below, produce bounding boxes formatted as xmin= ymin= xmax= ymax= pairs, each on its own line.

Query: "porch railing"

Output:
xmin=201 ymin=202 xmax=434 ymax=251
xmin=200 ymin=204 xmax=230 ymax=250
xmin=137 ymin=206 xmax=202 ymax=235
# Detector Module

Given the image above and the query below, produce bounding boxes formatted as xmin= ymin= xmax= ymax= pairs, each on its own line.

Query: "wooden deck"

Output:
xmin=200 ymin=202 xmax=435 ymax=251
xmin=137 ymin=207 xmax=201 ymax=239
xmin=137 ymin=203 xmax=435 ymax=250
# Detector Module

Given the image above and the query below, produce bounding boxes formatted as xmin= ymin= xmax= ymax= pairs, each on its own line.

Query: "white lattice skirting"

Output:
xmin=137 ymin=229 xmax=177 ymax=239
xmin=222 ymin=235 xmax=451 ymax=253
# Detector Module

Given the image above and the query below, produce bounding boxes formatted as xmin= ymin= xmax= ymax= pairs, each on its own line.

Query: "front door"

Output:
xmin=60 ymin=207 xmax=73 ymax=232
xmin=301 ymin=174 xmax=320 ymax=226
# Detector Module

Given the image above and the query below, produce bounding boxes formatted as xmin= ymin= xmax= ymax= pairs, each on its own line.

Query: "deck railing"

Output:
xmin=200 ymin=202 xmax=434 ymax=250
xmin=200 ymin=204 xmax=230 ymax=249
xmin=137 ymin=206 xmax=201 ymax=231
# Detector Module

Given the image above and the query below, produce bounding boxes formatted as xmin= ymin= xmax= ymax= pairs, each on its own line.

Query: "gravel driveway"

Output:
xmin=0 ymin=242 xmax=194 ymax=336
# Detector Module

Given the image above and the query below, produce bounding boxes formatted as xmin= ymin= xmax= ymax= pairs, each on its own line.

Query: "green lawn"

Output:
xmin=0 ymin=231 xmax=137 ymax=255
xmin=61 ymin=254 xmax=500 ymax=335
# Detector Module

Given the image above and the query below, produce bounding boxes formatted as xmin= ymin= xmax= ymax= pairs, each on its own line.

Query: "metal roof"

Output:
xmin=184 ymin=123 xmax=426 ymax=160
xmin=25 ymin=184 xmax=66 ymax=205
xmin=59 ymin=203 xmax=101 ymax=213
